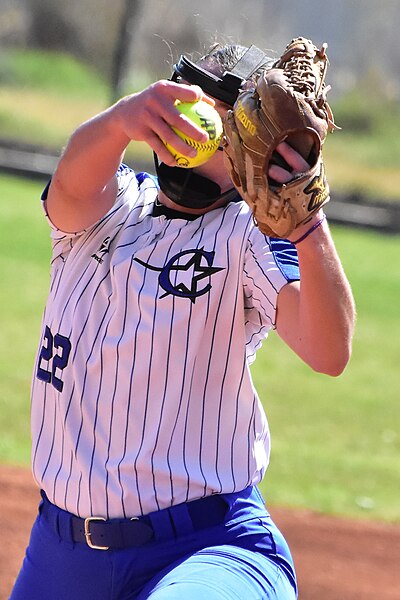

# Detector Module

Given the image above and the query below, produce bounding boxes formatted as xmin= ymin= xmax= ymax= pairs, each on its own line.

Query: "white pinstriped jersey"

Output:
xmin=31 ymin=165 xmax=299 ymax=519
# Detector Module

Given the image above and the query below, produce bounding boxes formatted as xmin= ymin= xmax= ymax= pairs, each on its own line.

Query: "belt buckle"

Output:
xmin=84 ymin=516 xmax=109 ymax=550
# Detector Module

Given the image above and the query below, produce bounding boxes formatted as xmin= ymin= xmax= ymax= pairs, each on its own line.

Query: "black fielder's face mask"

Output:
xmin=154 ymin=46 xmax=268 ymax=209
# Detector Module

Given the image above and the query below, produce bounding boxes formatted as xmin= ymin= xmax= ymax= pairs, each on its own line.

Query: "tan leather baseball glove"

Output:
xmin=223 ymin=37 xmax=337 ymax=238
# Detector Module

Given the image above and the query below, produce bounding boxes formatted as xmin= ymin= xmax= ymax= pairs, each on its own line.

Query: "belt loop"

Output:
xmin=169 ymin=503 xmax=194 ymax=537
xmin=40 ymin=491 xmax=74 ymax=548
xmin=147 ymin=507 xmax=175 ymax=542
xmin=40 ymin=491 xmax=59 ymax=536
xmin=57 ymin=510 xmax=75 ymax=548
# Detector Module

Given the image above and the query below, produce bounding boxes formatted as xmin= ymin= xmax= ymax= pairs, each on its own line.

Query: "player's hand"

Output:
xmin=115 ymin=81 xmax=215 ymax=166
xmin=268 ymin=141 xmax=326 ymax=242
xmin=268 ymin=141 xmax=310 ymax=184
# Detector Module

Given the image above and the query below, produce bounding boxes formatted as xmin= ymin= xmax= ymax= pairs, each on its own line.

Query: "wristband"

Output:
xmin=292 ymin=214 xmax=327 ymax=245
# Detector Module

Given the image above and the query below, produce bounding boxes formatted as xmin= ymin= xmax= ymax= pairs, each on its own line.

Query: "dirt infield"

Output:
xmin=1 ymin=465 xmax=399 ymax=599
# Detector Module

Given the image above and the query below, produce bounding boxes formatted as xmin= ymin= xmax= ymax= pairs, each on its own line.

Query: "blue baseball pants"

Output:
xmin=10 ymin=486 xmax=297 ymax=599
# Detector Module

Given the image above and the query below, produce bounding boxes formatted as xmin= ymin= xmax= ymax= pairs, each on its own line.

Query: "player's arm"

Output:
xmin=276 ymin=218 xmax=355 ymax=376
xmin=273 ymin=143 xmax=356 ymax=376
xmin=46 ymin=81 xmax=213 ymax=233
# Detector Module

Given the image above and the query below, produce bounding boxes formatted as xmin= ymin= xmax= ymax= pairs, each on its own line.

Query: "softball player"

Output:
xmin=11 ymin=42 xmax=355 ymax=599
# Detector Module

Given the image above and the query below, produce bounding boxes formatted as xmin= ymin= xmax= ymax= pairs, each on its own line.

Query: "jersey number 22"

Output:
xmin=36 ymin=325 xmax=72 ymax=392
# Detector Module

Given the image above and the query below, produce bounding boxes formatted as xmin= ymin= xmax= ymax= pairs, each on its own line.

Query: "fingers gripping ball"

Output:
xmin=164 ymin=100 xmax=223 ymax=168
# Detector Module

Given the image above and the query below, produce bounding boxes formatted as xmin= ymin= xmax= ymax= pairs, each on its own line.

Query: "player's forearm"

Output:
xmin=53 ymin=104 xmax=131 ymax=202
xmin=277 ymin=221 xmax=356 ymax=375
xmin=298 ymin=227 xmax=355 ymax=373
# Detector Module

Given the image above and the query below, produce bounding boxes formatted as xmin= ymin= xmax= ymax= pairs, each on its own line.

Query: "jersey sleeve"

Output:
xmin=40 ymin=164 xmax=139 ymax=259
xmin=243 ymin=229 xmax=300 ymax=361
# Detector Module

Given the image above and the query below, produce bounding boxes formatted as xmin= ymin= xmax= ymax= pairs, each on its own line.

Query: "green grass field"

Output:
xmin=1 ymin=173 xmax=399 ymax=523
xmin=0 ymin=176 xmax=50 ymax=464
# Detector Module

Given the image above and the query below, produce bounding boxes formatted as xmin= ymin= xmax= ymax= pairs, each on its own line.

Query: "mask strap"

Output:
xmin=172 ymin=45 xmax=268 ymax=105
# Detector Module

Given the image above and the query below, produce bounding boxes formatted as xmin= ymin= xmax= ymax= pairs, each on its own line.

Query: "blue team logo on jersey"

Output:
xmin=134 ymin=248 xmax=224 ymax=303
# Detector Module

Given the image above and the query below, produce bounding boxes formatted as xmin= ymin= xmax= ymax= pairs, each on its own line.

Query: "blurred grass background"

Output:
xmin=0 ymin=48 xmax=399 ymax=524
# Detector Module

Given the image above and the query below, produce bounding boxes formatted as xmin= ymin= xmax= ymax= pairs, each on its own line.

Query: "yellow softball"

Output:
xmin=164 ymin=100 xmax=223 ymax=168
